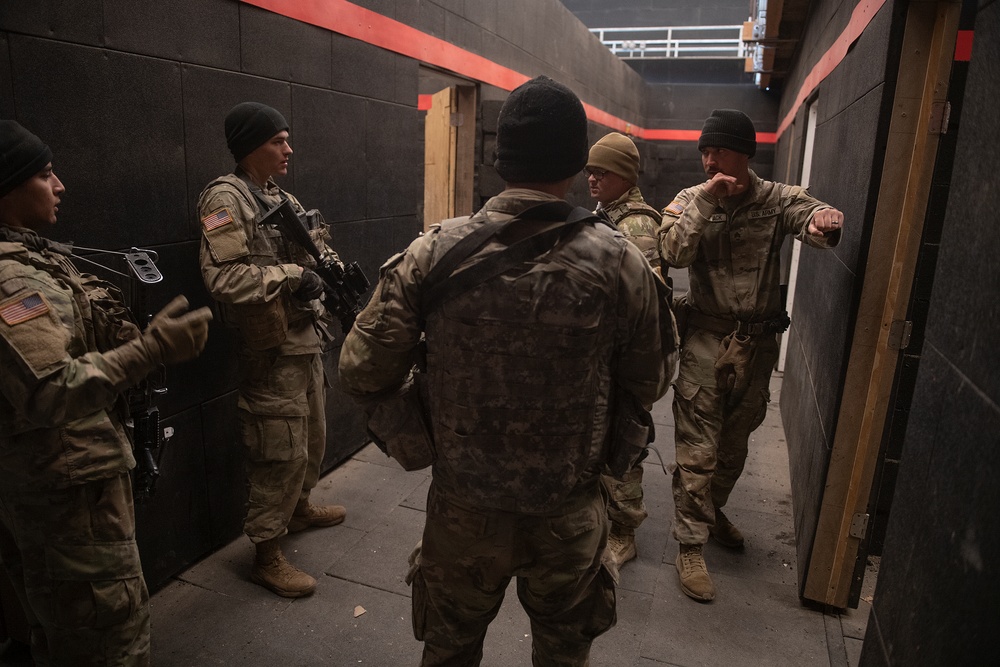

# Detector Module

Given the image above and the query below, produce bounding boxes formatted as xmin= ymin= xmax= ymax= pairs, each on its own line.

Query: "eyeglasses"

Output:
xmin=585 ymin=168 xmax=608 ymax=180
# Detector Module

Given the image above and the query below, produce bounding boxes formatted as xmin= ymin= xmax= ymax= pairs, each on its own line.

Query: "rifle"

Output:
xmin=260 ymin=199 xmax=370 ymax=331
xmin=72 ymin=246 xmax=168 ymax=502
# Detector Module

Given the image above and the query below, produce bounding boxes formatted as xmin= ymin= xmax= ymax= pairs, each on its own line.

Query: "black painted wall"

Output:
xmin=0 ymin=0 xmax=737 ymax=589
xmin=774 ymin=0 xmax=903 ymax=595
xmin=860 ymin=1 xmax=1000 ymax=663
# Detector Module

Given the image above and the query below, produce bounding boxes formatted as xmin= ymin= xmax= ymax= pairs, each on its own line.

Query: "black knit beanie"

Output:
xmin=0 ymin=120 xmax=53 ymax=197
xmin=698 ymin=109 xmax=757 ymax=158
xmin=225 ymin=102 xmax=289 ymax=162
xmin=494 ymin=76 xmax=589 ymax=183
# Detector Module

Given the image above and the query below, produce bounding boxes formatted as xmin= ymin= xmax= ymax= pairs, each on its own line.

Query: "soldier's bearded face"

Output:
xmin=0 ymin=163 xmax=64 ymax=230
xmin=701 ymin=147 xmax=749 ymax=180
xmin=587 ymin=168 xmax=630 ymax=206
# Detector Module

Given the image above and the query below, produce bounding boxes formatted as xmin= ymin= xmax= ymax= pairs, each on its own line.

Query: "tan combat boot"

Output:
xmin=287 ymin=498 xmax=347 ymax=533
xmin=676 ymin=544 xmax=715 ymax=601
xmin=710 ymin=508 xmax=745 ymax=549
xmin=607 ymin=528 xmax=638 ymax=569
xmin=251 ymin=538 xmax=317 ymax=598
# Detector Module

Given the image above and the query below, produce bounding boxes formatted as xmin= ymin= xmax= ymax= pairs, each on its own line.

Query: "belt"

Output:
xmin=687 ymin=309 xmax=790 ymax=336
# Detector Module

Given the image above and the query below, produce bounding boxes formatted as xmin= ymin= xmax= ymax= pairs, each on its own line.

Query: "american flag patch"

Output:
xmin=665 ymin=201 xmax=684 ymax=216
xmin=202 ymin=207 xmax=234 ymax=231
xmin=0 ymin=292 xmax=49 ymax=325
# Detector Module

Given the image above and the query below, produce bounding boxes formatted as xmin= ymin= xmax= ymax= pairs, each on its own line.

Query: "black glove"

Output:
xmin=294 ymin=269 xmax=325 ymax=301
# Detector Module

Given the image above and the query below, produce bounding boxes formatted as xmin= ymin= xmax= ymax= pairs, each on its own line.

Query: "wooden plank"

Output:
xmin=802 ymin=0 xmax=961 ymax=608
xmin=454 ymin=85 xmax=477 ymax=217
xmin=423 ymin=87 xmax=455 ymax=231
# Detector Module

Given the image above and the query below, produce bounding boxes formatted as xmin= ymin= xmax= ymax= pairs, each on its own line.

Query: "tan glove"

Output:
xmin=714 ymin=332 xmax=757 ymax=399
xmin=145 ymin=295 xmax=213 ymax=364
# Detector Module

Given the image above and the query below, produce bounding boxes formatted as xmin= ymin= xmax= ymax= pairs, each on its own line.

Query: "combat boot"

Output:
xmin=287 ymin=498 xmax=346 ymax=533
xmin=676 ymin=543 xmax=715 ymax=601
xmin=607 ymin=529 xmax=637 ymax=569
xmin=251 ymin=538 xmax=317 ymax=598
xmin=710 ymin=508 xmax=745 ymax=549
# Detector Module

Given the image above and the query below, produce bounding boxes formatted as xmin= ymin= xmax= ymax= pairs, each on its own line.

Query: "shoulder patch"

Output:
xmin=202 ymin=207 xmax=234 ymax=231
xmin=664 ymin=201 xmax=684 ymax=216
xmin=0 ymin=291 xmax=49 ymax=325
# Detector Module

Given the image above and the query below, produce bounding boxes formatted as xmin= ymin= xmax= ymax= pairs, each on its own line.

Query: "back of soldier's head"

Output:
xmin=493 ymin=76 xmax=589 ymax=184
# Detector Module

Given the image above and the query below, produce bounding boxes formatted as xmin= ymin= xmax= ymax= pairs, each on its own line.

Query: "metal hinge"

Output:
xmin=850 ymin=513 xmax=870 ymax=539
xmin=887 ymin=320 xmax=913 ymax=350
xmin=450 ymin=112 xmax=464 ymax=127
xmin=929 ymin=101 xmax=951 ymax=135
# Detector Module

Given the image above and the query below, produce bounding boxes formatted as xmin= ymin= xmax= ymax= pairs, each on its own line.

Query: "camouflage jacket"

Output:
xmin=0 ymin=226 xmax=154 ymax=491
xmin=659 ymin=170 xmax=840 ymax=322
xmin=198 ymin=171 xmax=337 ymax=355
xmin=596 ymin=186 xmax=662 ymax=269
xmin=340 ymin=189 xmax=670 ymax=513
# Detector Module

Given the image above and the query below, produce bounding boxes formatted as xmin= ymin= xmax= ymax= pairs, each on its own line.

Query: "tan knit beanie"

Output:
xmin=587 ymin=132 xmax=639 ymax=183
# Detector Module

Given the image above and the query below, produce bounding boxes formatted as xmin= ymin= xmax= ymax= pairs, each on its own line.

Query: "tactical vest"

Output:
xmin=201 ymin=175 xmax=320 ymax=347
xmin=603 ymin=199 xmax=662 ymax=228
xmin=422 ymin=211 xmax=627 ymax=514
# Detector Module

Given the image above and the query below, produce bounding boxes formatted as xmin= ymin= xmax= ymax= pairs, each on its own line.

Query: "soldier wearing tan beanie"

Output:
xmin=587 ymin=131 xmax=666 ymax=578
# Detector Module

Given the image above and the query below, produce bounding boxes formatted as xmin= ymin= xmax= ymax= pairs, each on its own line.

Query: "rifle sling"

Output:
xmin=422 ymin=202 xmax=603 ymax=316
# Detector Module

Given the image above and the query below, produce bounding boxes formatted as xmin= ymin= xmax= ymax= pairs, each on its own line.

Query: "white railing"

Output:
xmin=589 ymin=25 xmax=748 ymax=60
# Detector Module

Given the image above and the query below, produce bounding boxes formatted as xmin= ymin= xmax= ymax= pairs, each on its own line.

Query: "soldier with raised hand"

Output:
xmin=340 ymin=76 xmax=671 ymax=666
xmin=0 ymin=120 xmax=212 ymax=665
xmin=659 ymin=108 xmax=844 ymax=602
xmin=586 ymin=131 xmax=671 ymax=575
xmin=198 ymin=102 xmax=347 ymax=599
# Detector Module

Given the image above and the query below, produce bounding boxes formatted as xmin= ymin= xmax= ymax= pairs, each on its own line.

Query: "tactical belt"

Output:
xmin=687 ymin=309 xmax=790 ymax=337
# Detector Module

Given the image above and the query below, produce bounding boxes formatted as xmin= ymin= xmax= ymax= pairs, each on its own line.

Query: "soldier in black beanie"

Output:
xmin=659 ymin=108 xmax=845 ymax=603
xmin=339 ymin=75 xmax=671 ymax=665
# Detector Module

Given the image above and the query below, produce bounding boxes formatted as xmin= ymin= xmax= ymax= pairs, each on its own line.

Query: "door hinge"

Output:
xmin=887 ymin=320 xmax=913 ymax=350
xmin=450 ymin=112 xmax=464 ymax=127
xmin=850 ymin=512 xmax=870 ymax=539
xmin=929 ymin=101 xmax=951 ymax=135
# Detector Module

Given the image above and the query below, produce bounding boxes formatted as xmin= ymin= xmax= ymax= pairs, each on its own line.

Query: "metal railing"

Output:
xmin=589 ymin=25 xmax=748 ymax=60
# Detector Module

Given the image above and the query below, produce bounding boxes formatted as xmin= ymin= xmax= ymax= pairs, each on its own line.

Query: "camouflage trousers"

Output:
xmin=238 ymin=350 xmax=327 ymax=543
xmin=412 ymin=482 xmax=616 ymax=666
xmin=0 ymin=474 xmax=150 ymax=666
xmin=671 ymin=327 xmax=779 ymax=544
xmin=600 ymin=466 xmax=647 ymax=534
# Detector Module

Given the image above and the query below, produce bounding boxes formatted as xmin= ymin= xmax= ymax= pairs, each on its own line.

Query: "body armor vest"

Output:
xmin=422 ymin=212 xmax=628 ymax=514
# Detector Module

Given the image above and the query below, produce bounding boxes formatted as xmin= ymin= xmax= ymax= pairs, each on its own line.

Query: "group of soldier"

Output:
xmin=0 ymin=73 xmax=843 ymax=666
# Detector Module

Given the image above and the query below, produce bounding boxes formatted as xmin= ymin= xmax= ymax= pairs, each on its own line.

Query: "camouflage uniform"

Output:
xmin=659 ymin=170 xmax=839 ymax=545
xmin=198 ymin=172 xmax=334 ymax=543
xmin=0 ymin=225 xmax=154 ymax=666
xmin=595 ymin=186 xmax=664 ymax=537
xmin=340 ymin=189 xmax=670 ymax=665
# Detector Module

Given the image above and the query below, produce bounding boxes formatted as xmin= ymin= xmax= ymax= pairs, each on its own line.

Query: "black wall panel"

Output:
xmin=331 ymin=34 xmax=396 ymax=101
xmin=103 ymin=0 xmax=240 ymax=70
xmin=366 ymin=100 xmax=423 ymax=219
xmin=198 ymin=392 xmax=247 ymax=549
xmin=0 ymin=35 xmax=11 ymax=119
xmin=135 ymin=407 xmax=214 ymax=590
xmin=9 ymin=37 xmax=188 ymax=249
xmin=239 ymin=3 xmax=333 ymax=88
xmin=290 ymin=85 xmax=368 ymax=223
xmin=0 ymin=0 xmax=103 ymax=47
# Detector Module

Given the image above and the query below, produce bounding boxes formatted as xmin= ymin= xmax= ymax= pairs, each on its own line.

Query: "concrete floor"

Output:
xmin=129 ymin=372 xmax=872 ymax=667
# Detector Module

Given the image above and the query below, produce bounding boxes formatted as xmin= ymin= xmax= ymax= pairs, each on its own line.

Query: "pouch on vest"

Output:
xmin=607 ymin=389 xmax=655 ymax=479
xmin=229 ymin=299 xmax=288 ymax=350
xmin=366 ymin=373 xmax=435 ymax=471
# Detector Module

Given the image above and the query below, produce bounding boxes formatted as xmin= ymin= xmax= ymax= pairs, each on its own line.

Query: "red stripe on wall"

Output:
xmin=776 ymin=0 xmax=889 ymax=138
xmin=242 ymin=0 xmax=877 ymax=146
xmin=417 ymin=94 xmax=433 ymax=111
xmin=954 ymin=30 xmax=974 ymax=61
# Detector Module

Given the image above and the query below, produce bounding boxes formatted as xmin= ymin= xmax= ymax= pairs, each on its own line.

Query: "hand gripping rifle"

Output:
xmin=260 ymin=199 xmax=370 ymax=331
xmin=72 ymin=246 xmax=169 ymax=502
